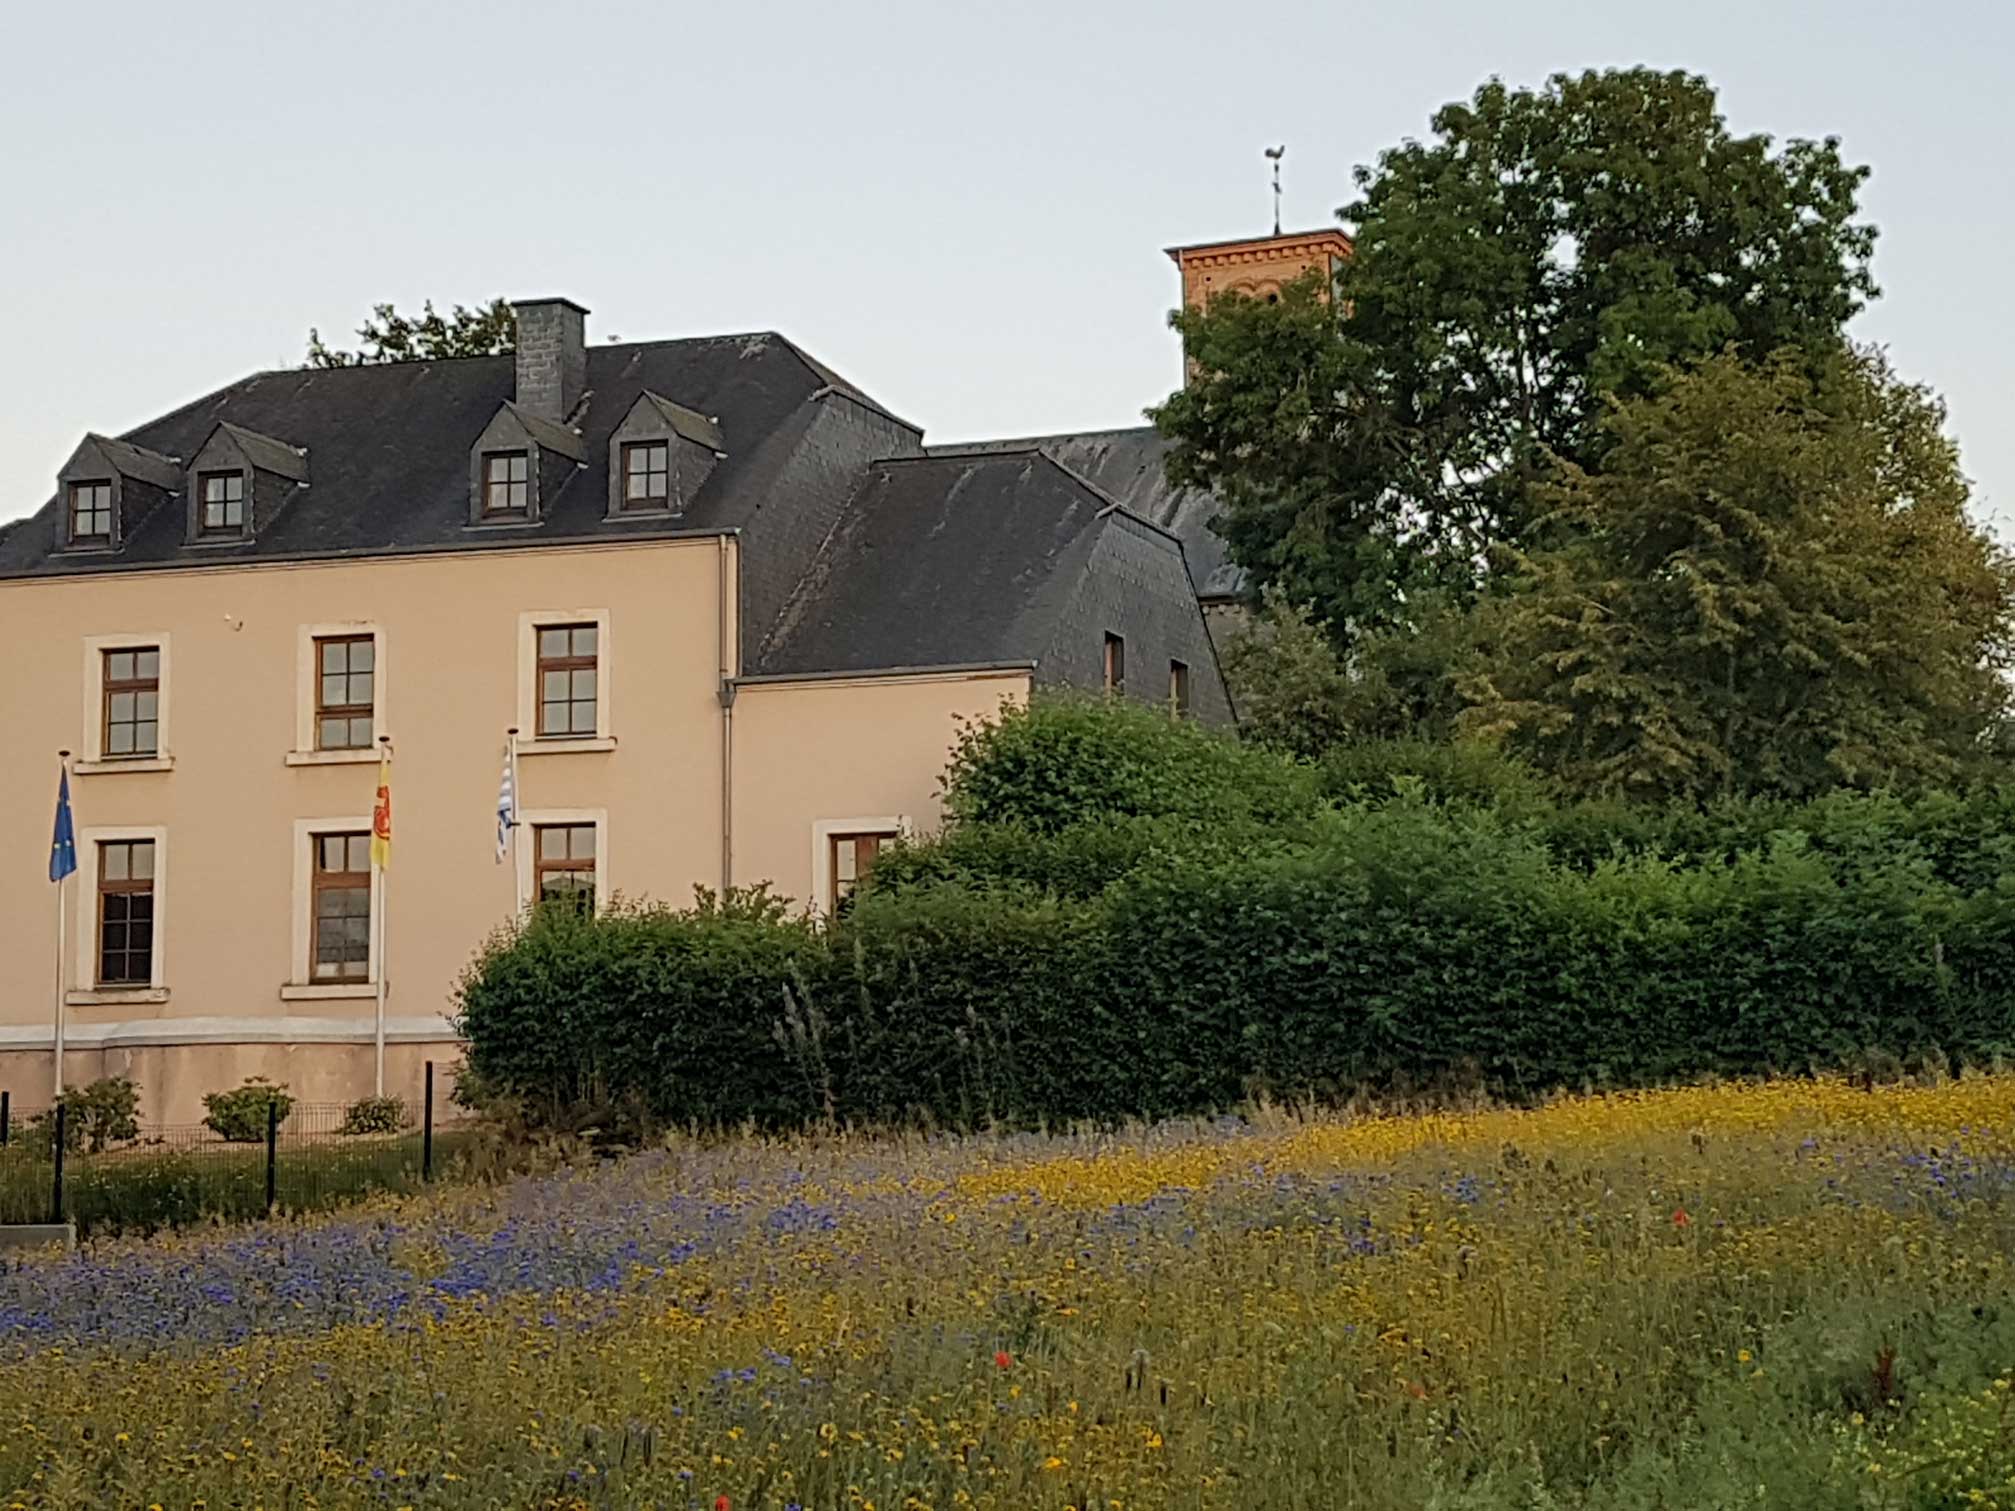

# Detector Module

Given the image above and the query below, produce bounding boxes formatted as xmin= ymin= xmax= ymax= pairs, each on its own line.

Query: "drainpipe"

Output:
xmin=717 ymin=535 xmax=736 ymax=897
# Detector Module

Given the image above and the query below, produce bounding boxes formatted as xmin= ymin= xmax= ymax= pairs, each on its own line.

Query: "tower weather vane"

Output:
xmin=1265 ymin=145 xmax=1285 ymax=235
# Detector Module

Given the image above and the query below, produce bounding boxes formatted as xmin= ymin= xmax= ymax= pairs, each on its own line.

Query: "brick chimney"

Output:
xmin=511 ymin=298 xmax=589 ymax=422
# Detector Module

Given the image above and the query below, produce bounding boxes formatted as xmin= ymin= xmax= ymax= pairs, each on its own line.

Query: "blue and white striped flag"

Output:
xmin=494 ymin=737 xmax=518 ymax=862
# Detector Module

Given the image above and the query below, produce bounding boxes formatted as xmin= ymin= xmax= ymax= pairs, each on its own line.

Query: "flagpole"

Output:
xmin=508 ymin=727 xmax=523 ymax=916
xmin=373 ymin=735 xmax=392 ymax=1098
xmin=52 ymin=750 xmax=69 ymax=1100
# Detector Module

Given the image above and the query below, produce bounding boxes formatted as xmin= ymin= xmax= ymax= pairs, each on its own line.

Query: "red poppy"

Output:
xmin=1672 ymin=1207 xmax=1691 ymax=1228
xmin=994 ymin=1350 xmax=1013 ymax=1370
xmin=715 ymin=1497 xmax=731 ymax=1511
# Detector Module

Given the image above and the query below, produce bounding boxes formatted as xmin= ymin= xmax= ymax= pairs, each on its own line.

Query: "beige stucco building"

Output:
xmin=0 ymin=293 xmax=1234 ymax=1123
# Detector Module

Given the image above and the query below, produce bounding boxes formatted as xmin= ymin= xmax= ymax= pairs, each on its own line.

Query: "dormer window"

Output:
xmin=199 ymin=471 xmax=246 ymax=537
xmin=68 ymin=481 xmax=113 ymax=545
xmin=483 ymin=451 xmax=530 ymax=518
xmin=621 ymin=442 xmax=670 ymax=510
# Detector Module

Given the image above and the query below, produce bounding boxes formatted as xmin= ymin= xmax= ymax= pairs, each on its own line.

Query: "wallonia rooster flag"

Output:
xmin=371 ymin=749 xmax=392 ymax=869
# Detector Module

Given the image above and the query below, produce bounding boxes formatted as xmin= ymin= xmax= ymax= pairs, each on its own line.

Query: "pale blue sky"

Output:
xmin=2 ymin=0 xmax=2008 ymax=534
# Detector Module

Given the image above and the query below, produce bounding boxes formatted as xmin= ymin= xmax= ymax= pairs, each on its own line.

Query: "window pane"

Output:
xmin=133 ymin=721 xmax=158 ymax=755
xmin=627 ymin=473 xmax=648 ymax=500
xmin=109 ymin=690 xmax=134 ymax=722
xmin=539 ymin=629 xmax=568 ymax=660
xmin=107 ymin=652 xmax=132 ymax=683
xmin=135 ymin=649 xmax=159 ymax=680
xmin=570 ymin=668 xmax=596 ymax=700
xmin=135 ymin=691 xmax=158 ymax=721
xmin=350 ymin=715 xmax=374 ymax=747
xmin=107 ymin=724 xmax=134 ymax=756
xmin=571 ymin=825 xmax=596 ymax=859
xmin=349 ymin=640 xmax=373 ymax=674
xmin=130 ymin=841 xmax=154 ymax=881
xmin=542 ymin=669 xmax=568 ymax=702
xmin=347 ymin=835 xmax=372 ymax=871
xmin=572 ymin=626 xmax=597 ymax=657
xmin=318 ymin=836 xmax=343 ymax=870
xmin=321 ymin=673 xmax=346 ymax=708
xmin=102 ymin=844 xmax=127 ymax=882
xmin=540 ymin=701 xmax=566 ymax=734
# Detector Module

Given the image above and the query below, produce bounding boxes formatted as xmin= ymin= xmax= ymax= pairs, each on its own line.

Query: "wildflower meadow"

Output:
xmin=1 ymin=1076 xmax=2011 ymax=1509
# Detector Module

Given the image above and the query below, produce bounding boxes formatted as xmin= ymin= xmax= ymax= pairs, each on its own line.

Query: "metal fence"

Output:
xmin=0 ymin=1061 xmax=451 ymax=1236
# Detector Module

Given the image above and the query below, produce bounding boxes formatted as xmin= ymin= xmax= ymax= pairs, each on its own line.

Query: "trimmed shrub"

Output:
xmin=339 ymin=1096 xmax=407 ymax=1136
xmin=28 ymin=1077 xmax=141 ymax=1154
xmin=203 ymin=1078 xmax=295 ymax=1143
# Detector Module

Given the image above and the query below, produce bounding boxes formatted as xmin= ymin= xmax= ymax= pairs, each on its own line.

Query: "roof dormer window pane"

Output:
xmin=68 ymin=480 xmax=112 ymax=545
xmin=622 ymin=441 xmax=670 ymax=509
xmin=483 ymin=451 xmax=530 ymax=518
xmin=199 ymin=470 xmax=246 ymax=536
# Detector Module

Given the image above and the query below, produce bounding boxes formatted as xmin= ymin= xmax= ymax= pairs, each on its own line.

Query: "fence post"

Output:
xmin=264 ymin=1099 xmax=279 ymax=1214
xmin=0 ymin=1090 xmax=9 ymax=1148
xmin=49 ymin=1102 xmax=66 ymax=1225
xmin=422 ymin=1060 xmax=435 ymax=1183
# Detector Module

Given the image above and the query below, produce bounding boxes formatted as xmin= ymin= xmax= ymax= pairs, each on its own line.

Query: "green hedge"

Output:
xmin=456 ymin=700 xmax=2015 ymax=1132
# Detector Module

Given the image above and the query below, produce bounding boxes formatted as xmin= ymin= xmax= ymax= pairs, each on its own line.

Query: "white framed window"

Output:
xmin=68 ymin=825 xmax=169 ymax=1003
xmin=284 ymin=816 xmax=379 ymax=998
xmin=515 ymin=808 xmax=609 ymax=912
xmin=76 ymin=632 xmax=173 ymax=773
xmin=517 ymin=609 xmax=614 ymax=752
xmin=287 ymin=622 xmax=388 ymax=765
xmin=811 ymin=816 xmax=908 ymax=919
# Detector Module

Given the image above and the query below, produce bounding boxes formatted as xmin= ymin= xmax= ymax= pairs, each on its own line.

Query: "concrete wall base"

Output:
xmin=0 ymin=1223 xmax=76 ymax=1254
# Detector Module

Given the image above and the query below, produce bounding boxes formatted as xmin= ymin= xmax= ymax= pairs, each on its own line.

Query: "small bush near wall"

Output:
xmin=202 ymin=1079 xmax=295 ymax=1143
xmin=26 ymin=1077 xmax=142 ymax=1154
xmin=339 ymin=1096 xmax=407 ymax=1136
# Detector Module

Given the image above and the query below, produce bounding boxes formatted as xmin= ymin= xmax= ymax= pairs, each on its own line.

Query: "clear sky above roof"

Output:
xmin=2 ymin=0 xmax=2008 ymax=537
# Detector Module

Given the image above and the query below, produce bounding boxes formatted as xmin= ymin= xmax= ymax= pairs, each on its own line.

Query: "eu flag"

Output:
xmin=49 ymin=766 xmax=76 ymax=883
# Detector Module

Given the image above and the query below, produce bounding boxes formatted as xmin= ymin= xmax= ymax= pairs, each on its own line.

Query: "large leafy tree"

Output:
xmin=1460 ymin=349 xmax=2015 ymax=800
xmin=305 ymin=298 xmax=514 ymax=367
xmin=1152 ymin=68 xmax=1878 ymax=641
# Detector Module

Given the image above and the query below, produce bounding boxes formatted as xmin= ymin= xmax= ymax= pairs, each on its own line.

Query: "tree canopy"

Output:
xmin=1459 ymin=349 xmax=2015 ymax=800
xmin=1153 ymin=68 xmax=1878 ymax=641
xmin=305 ymin=298 xmax=514 ymax=367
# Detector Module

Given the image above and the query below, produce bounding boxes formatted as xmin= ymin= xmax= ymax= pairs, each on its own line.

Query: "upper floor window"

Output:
xmin=621 ymin=441 xmax=670 ymax=510
xmin=96 ymin=839 xmax=155 ymax=986
xmin=315 ymin=635 xmax=376 ymax=750
xmin=1170 ymin=659 xmax=1191 ymax=716
xmin=482 ymin=451 xmax=530 ymax=518
xmin=1103 ymin=633 xmax=1126 ymax=694
xmin=102 ymin=647 xmax=160 ymax=758
xmin=199 ymin=470 xmax=246 ymax=537
xmin=534 ymin=823 xmax=597 ymax=911
xmin=69 ymin=481 xmax=112 ymax=545
xmin=536 ymin=623 xmax=599 ymax=738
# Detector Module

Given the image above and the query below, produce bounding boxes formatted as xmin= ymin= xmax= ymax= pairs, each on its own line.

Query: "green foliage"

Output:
xmin=305 ymin=297 xmax=514 ymax=368
xmin=455 ymin=886 xmax=821 ymax=1131
xmin=1314 ymin=737 xmax=1554 ymax=814
xmin=338 ymin=1096 xmax=407 ymax=1136
xmin=1154 ymin=67 xmax=1877 ymax=642
xmin=28 ymin=1077 xmax=141 ymax=1154
xmin=940 ymin=693 xmax=1319 ymax=835
xmin=1463 ymin=349 xmax=2015 ymax=800
xmin=201 ymin=1078 xmax=295 ymax=1144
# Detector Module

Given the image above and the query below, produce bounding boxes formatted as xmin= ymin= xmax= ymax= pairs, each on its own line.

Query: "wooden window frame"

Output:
xmin=100 ymin=645 xmax=161 ymax=760
xmin=535 ymin=622 xmax=600 ymax=739
xmin=68 ymin=480 xmax=113 ymax=546
xmin=481 ymin=450 xmax=530 ymax=518
xmin=313 ymin=634 xmax=376 ymax=751
xmin=514 ymin=809 xmax=608 ymax=912
xmin=71 ymin=826 xmax=168 ymax=995
xmin=811 ymin=816 xmax=906 ymax=920
xmin=95 ymin=838 xmax=156 ymax=987
xmin=620 ymin=440 xmax=671 ymax=511
xmin=1170 ymin=658 xmax=1191 ymax=716
xmin=197 ymin=469 xmax=247 ymax=537
xmin=309 ymin=830 xmax=373 ymax=984
xmin=533 ymin=822 xmax=599 ymax=911
xmin=1103 ymin=632 xmax=1126 ymax=694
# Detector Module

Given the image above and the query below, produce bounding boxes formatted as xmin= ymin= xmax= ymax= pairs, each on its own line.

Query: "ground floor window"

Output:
xmin=535 ymin=822 xmax=598 ymax=911
xmin=312 ymin=832 xmax=372 ymax=981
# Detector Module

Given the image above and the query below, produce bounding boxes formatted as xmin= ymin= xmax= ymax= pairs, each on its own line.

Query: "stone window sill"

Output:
xmin=66 ymin=987 xmax=170 ymax=1007
xmin=285 ymin=749 xmax=380 ymax=767
xmin=518 ymin=735 xmax=617 ymax=755
xmin=74 ymin=756 xmax=175 ymax=776
xmin=279 ymin=983 xmax=377 ymax=1001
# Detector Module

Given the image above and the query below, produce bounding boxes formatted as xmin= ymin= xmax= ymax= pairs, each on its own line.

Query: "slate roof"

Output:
xmin=0 ymin=333 xmax=908 ymax=577
xmin=91 ymin=434 xmax=185 ymax=491
xmin=926 ymin=427 xmax=1245 ymax=598
xmin=214 ymin=421 xmax=310 ymax=480
xmin=760 ymin=451 xmax=1135 ymax=675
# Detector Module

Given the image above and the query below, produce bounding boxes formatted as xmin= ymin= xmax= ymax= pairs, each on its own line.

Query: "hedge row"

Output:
xmin=458 ymin=798 xmax=2015 ymax=1132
